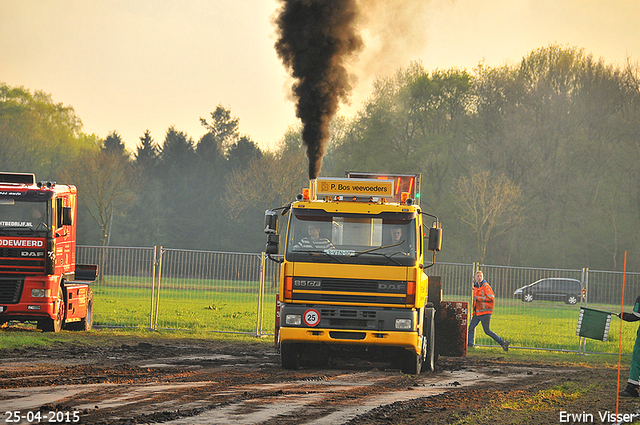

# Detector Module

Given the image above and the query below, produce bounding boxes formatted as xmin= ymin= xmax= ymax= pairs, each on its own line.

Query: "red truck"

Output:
xmin=0 ymin=172 xmax=97 ymax=332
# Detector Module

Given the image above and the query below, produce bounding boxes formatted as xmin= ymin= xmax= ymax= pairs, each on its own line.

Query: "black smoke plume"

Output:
xmin=275 ymin=0 xmax=363 ymax=179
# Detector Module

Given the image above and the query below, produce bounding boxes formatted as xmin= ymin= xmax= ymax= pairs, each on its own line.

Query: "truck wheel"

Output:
xmin=281 ymin=342 xmax=300 ymax=370
xmin=69 ymin=289 xmax=94 ymax=331
xmin=41 ymin=285 xmax=65 ymax=333
xmin=422 ymin=308 xmax=436 ymax=372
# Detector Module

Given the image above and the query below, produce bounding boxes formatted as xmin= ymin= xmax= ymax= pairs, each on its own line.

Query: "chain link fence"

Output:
xmin=153 ymin=248 xmax=267 ymax=333
xmin=78 ymin=246 xmax=639 ymax=354
xmin=76 ymin=246 xmax=157 ymax=329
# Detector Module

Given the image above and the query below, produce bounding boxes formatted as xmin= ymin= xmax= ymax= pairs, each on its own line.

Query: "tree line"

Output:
xmin=1 ymin=44 xmax=639 ymax=272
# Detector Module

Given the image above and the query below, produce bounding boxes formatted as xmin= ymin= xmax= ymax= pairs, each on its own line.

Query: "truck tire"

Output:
xmin=68 ymin=288 xmax=94 ymax=331
xmin=281 ymin=342 xmax=300 ymax=370
xmin=422 ymin=307 xmax=436 ymax=372
xmin=41 ymin=285 xmax=65 ymax=333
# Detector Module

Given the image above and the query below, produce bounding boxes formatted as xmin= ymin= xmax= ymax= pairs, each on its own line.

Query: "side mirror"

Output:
xmin=264 ymin=210 xmax=279 ymax=254
xmin=264 ymin=210 xmax=278 ymax=234
xmin=428 ymin=227 xmax=442 ymax=252
xmin=62 ymin=207 xmax=73 ymax=226
xmin=265 ymin=233 xmax=279 ymax=254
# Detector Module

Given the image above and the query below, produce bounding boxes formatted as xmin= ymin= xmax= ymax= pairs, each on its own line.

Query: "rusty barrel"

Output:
xmin=435 ymin=301 xmax=468 ymax=357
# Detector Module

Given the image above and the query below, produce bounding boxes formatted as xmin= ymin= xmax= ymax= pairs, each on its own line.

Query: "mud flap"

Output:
xmin=427 ymin=276 xmax=442 ymax=307
xmin=435 ymin=301 xmax=468 ymax=357
xmin=274 ymin=294 xmax=281 ymax=351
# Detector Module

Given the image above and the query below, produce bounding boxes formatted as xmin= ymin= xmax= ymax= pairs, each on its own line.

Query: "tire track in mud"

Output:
xmin=1 ymin=341 xmax=552 ymax=425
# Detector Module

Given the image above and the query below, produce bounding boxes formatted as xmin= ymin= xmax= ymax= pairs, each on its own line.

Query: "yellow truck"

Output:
xmin=264 ymin=172 xmax=446 ymax=374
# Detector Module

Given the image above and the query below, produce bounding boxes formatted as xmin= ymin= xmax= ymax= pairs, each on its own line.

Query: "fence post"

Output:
xmin=468 ymin=262 xmax=476 ymax=346
xmin=583 ymin=267 xmax=589 ymax=307
xmin=470 ymin=261 xmax=476 ymax=299
xmin=153 ymin=246 xmax=164 ymax=330
xmin=578 ymin=267 xmax=589 ymax=354
xmin=149 ymin=246 xmax=158 ymax=330
xmin=255 ymin=252 xmax=267 ymax=336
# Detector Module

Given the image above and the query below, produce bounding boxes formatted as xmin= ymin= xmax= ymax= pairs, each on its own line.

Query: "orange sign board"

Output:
xmin=316 ymin=178 xmax=393 ymax=198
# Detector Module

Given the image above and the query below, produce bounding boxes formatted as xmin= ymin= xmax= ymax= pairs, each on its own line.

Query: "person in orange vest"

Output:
xmin=468 ymin=270 xmax=509 ymax=351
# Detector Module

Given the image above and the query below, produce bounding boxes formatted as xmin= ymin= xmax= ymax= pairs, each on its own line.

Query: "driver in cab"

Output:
xmin=293 ymin=223 xmax=334 ymax=250
xmin=390 ymin=225 xmax=409 ymax=248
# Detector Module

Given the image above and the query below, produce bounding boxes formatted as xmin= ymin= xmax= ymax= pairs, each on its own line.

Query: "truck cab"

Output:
xmin=0 ymin=172 xmax=96 ymax=332
xmin=265 ymin=173 xmax=443 ymax=374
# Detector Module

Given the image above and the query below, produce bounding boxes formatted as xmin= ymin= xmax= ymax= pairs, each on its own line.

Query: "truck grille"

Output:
xmin=292 ymin=276 xmax=408 ymax=305
xmin=320 ymin=309 xmax=377 ymax=318
xmin=0 ymin=247 xmax=46 ymax=275
xmin=0 ymin=278 xmax=23 ymax=304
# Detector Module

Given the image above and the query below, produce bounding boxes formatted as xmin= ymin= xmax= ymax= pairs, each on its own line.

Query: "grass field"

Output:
xmin=472 ymin=297 xmax=635 ymax=354
xmin=92 ymin=278 xmax=277 ymax=335
xmin=89 ymin=278 xmax=638 ymax=356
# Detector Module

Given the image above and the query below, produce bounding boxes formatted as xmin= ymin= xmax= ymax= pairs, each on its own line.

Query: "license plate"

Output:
xmin=0 ymin=306 xmax=4 ymax=312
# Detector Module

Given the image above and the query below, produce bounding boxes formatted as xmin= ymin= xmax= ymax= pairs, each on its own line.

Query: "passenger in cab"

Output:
xmin=293 ymin=223 xmax=334 ymax=250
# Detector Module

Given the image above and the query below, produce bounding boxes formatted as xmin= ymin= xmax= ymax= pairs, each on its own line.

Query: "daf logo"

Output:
xmin=21 ymin=251 xmax=44 ymax=257
xmin=378 ymin=283 xmax=406 ymax=291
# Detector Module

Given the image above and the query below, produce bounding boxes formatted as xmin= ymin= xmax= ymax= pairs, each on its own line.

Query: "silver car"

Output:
xmin=513 ymin=278 xmax=583 ymax=305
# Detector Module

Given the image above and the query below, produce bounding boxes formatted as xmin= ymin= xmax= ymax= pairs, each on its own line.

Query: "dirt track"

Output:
xmin=1 ymin=330 xmax=639 ymax=424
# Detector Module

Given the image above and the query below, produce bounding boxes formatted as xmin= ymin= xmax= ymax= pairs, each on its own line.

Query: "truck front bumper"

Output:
xmin=279 ymin=326 xmax=420 ymax=351
xmin=279 ymin=304 xmax=421 ymax=352
xmin=0 ymin=301 xmax=57 ymax=321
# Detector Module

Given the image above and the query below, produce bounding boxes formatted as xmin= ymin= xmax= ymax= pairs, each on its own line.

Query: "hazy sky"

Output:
xmin=2 ymin=0 xmax=639 ymax=153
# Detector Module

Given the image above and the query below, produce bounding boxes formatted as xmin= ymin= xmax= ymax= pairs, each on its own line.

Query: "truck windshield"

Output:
xmin=286 ymin=209 xmax=418 ymax=266
xmin=0 ymin=199 xmax=49 ymax=234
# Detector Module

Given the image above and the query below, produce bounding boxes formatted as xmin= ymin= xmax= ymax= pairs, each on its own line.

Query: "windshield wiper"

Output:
xmin=353 ymin=239 xmax=407 ymax=266
xmin=360 ymin=251 xmax=403 ymax=266
xmin=354 ymin=240 xmax=404 ymax=256
xmin=293 ymin=249 xmax=343 ymax=263
xmin=353 ymin=241 xmax=408 ymax=266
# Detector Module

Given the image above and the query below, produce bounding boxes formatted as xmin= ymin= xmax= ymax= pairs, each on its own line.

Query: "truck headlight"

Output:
xmin=31 ymin=289 xmax=50 ymax=298
xmin=395 ymin=318 xmax=412 ymax=330
xmin=285 ymin=314 xmax=302 ymax=325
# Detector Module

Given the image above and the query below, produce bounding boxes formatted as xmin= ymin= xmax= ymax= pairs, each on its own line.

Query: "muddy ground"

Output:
xmin=1 ymin=329 xmax=639 ymax=424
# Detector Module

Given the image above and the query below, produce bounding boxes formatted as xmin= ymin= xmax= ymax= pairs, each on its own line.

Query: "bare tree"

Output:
xmin=223 ymin=148 xmax=308 ymax=222
xmin=455 ymin=170 xmax=522 ymax=263
xmin=60 ymin=149 xmax=138 ymax=280
xmin=71 ymin=151 xmax=137 ymax=246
